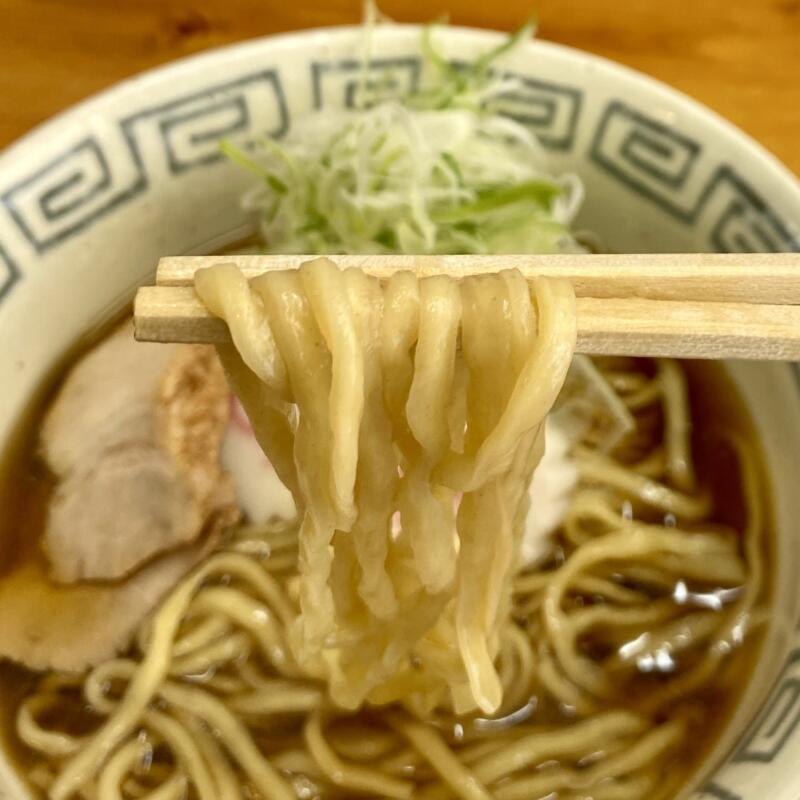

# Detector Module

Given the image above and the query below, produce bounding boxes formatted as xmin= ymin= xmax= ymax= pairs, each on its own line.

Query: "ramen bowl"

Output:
xmin=0 ymin=23 xmax=799 ymax=800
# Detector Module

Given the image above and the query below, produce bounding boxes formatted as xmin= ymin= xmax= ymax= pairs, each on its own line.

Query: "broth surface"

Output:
xmin=0 ymin=322 xmax=774 ymax=798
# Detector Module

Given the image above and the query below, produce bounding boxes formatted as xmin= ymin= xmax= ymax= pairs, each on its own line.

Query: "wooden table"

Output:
xmin=1 ymin=0 xmax=798 ymax=175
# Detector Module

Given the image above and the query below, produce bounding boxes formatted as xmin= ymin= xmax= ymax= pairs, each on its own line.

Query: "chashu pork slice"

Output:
xmin=0 ymin=511 xmax=232 ymax=672
xmin=40 ymin=321 xmax=235 ymax=583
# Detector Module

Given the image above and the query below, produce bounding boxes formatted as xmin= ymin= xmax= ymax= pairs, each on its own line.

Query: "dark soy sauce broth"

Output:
xmin=0 ymin=314 xmax=776 ymax=797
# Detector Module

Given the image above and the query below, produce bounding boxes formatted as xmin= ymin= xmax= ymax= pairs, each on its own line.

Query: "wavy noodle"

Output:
xmin=15 ymin=262 xmax=768 ymax=800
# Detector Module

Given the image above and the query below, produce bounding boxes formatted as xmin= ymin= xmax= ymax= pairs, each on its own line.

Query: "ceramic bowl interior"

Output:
xmin=0 ymin=23 xmax=799 ymax=800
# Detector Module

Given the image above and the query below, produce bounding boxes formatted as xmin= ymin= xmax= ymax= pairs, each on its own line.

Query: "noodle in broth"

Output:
xmin=13 ymin=260 xmax=766 ymax=800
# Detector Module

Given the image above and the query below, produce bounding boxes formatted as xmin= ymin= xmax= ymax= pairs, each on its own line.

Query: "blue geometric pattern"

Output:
xmin=591 ymin=101 xmax=701 ymax=191
xmin=0 ymin=243 xmax=19 ymax=304
xmin=702 ymin=168 xmax=796 ymax=253
xmin=589 ymin=100 xmax=797 ymax=253
xmin=734 ymin=648 xmax=800 ymax=763
xmin=489 ymin=72 xmax=583 ymax=151
xmin=121 ymin=71 xmax=288 ymax=175
xmin=698 ymin=784 xmax=742 ymax=800
xmin=1 ymin=70 xmax=287 ymax=254
xmin=311 ymin=57 xmax=421 ymax=110
xmin=443 ymin=60 xmax=583 ymax=151
xmin=2 ymin=135 xmax=144 ymax=254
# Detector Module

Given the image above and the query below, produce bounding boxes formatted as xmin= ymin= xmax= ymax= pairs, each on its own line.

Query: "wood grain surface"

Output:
xmin=134 ymin=253 xmax=800 ymax=359
xmin=0 ymin=0 xmax=798 ymax=176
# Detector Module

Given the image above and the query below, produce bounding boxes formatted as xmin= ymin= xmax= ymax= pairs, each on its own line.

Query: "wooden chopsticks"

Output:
xmin=134 ymin=253 xmax=800 ymax=360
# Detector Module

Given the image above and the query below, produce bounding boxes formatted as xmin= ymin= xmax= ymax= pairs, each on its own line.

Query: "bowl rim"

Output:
xmin=1 ymin=22 xmax=799 ymax=800
xmin=2 ymin=22 xmax=800 ymax=207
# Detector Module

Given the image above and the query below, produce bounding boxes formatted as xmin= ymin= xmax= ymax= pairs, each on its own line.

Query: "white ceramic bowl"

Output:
xmin=0 ymin=24 xmax=799 ymax=800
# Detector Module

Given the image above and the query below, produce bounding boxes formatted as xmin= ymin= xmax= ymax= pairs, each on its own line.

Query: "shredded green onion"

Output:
xmin=224 ymin=18 xmax=584 ymax=256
